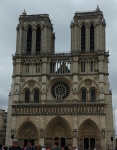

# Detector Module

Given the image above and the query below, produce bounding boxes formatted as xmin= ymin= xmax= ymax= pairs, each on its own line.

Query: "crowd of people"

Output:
xmin=1 ymin=137 xmax=96 ymax=150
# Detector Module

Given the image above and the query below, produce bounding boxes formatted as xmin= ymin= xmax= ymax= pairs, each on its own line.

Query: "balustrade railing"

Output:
xmin=12 ymin=103 xmax=106 ymax=116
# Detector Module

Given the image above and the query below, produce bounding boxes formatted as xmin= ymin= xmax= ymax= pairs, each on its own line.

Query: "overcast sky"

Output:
xmin=0 ymin=0 xmax=117 ymax=130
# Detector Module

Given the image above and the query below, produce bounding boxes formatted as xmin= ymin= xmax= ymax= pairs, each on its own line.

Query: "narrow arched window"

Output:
xmin=25 ymin=89 xmax=30 ymax=103
xmin=27 ymin=27 xmax=32 ymax=54
xmin=82 ymin=89 xmax=86 ymax=101
xmin=36 ymin=27 xmax=41 ymax=54
xmin=81 ymin=25 xmax=86 ymax=52
xmin=25 ymin=63 xmax=29 ymax=73
xmin=91 ymin=89 xmax=96 ymax=101
xmin=81 ymin=61 xmax=85 ymax=72
xmin=90 ymin=60 xmax=93 ymax=72
xmin=34 ymin=89 xmax=39 ymax=103
xmin=90 ymin=25 xmax=94 ymax=52
xmin=36 ymin=62 xmax=40 ymax=73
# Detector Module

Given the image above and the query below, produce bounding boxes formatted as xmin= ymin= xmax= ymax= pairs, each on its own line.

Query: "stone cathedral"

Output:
xmin=6 ymin=7 xmax=115 ymax=150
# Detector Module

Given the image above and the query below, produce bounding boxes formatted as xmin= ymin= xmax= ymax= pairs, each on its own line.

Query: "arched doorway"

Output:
xmin=17 ymin=121 xmax=38 ymax=147
xmin=60 ymin=137 xmax=65 ymax=147
xmin=78 ymin=119 xmax=100 ymax=150
xmin=45 ymin=116 xmax=72 ymax=147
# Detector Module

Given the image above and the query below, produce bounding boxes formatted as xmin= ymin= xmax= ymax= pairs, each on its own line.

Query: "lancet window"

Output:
xmin=90 ymin=25 xmax=94 ymax=52
xmin=25 ymin=63 xmax=29 ymax=73
xmin=81 ymin=25 xmax=86 ymax=52
xmin=82 ymin=89 xmax=86 ymax=102
xmin=36 ymin=62 xmax=40 ymax=73
xmin=90 ymin=60 xmax=94 ymax=72
xmin=36 ymin=27 xmax=41 ymax=54
xmin=81 ymin=60 xmax=85 ymax=72
xmin=34 ymin=89 xmax=39 ymax=103
xmin=90 ymin=89 xmax=96 ymax=101
xmin=25 ymin=89 xmax=30 ymax=103
xmin=27 ymin=27 xmax=32 ymax=54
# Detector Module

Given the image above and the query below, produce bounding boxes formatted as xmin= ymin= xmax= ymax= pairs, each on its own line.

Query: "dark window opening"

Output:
xmin=60 ymin=137 xmax=65 ymax=147
xmin=81 ymin=61 xmax=85 ymax=72
xmin=90 ymin=138 xmax=95 ymax=149
xmin=84 ymin=138 xmax=95 ymax=149
xmin=34 ymin=89 xmax=39 ymax=103
xmin=25 ymin=89 xmax=30 ymax=103
xmin=90 ymin=60 xmax=93 ymax=72
xmin=81 ymin=25 xmax=86 ymax=52
xmin=36 ymin=27 xmax=41 ymax=54
xmin=82 ymin=89 xmax=86 ymax=101
xmin=50 ymin=61 xmax=55 ymax=74
xmin=91 ymin=89 xmax=96 ymax=101
xmin=84 ymin=138 xmax=89 ymax=149
xmin=27 ymin=27 xmax=32 ymax=54
xmin=90 ymin=25 xmax=94 ymax=52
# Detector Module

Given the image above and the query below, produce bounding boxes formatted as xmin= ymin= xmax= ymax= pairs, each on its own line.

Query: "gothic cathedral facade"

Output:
xmin=6 ymin=7 xmax=115 ymax=150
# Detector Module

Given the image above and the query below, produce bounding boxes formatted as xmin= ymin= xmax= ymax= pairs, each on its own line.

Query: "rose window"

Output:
xmin=51 ymin=81 xmax=70 ymax=100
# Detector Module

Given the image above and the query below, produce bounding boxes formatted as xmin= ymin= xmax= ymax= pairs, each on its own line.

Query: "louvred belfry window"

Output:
xmin=81 ymin=25 xmax=86 ymax=52
xmin=36 ymin=27 xmax=41 ymax=54
xmin=90 ymin=25 xmax=94 ymax=52
xmin=27 ymin=27 xmax=32 ymax=54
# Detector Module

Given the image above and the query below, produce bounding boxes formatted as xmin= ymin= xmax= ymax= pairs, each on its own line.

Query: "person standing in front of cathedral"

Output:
xmin=52 ymin=137 xmax=61 ymax=150
xmin=9 ymin=139 xmax=22 ymax=150
xmin=25 ymin=140 xmax=35 ymax=150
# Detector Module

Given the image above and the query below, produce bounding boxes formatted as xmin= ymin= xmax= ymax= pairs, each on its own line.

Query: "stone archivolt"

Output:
xmin=17 ymin=121 xmax=38 ymax=139
xmin=45 ymin=116 xmax=72 ymax=147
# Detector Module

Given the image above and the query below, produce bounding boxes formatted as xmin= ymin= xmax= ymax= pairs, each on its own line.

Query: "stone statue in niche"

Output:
xmin=40 ymin=129 xmax=44 ymax=138
xmin=73 ymin=129 xmax=77 ymax=137
xmin=100 ymin=87 xmax=104 ymax=94
xmin=101 ymin=130 xmax=105 ymax=138
xmin=73 ymin=87 xmax=78 ymax=94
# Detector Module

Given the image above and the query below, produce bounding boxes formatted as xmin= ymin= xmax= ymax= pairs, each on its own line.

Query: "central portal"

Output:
xmin=60 ymin=137 xmax=65 ymax=147
xmin=45 ymin=116 xmax=72 ymax=147
xmin=84 ymin=138 xmax=95 ymax=149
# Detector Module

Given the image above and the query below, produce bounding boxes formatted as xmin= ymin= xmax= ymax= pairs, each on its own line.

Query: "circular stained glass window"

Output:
xmin=51 ymin=81 xmax=70 ymax=100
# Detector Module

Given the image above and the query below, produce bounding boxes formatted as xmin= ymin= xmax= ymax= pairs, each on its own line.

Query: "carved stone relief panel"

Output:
xmin=28 ymin=80 xmax=35 ymax=89
xmin=85 ymin=79 xmax=92 ymax=88
xmin=53 ymin=125 xmax=66 ymax=137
